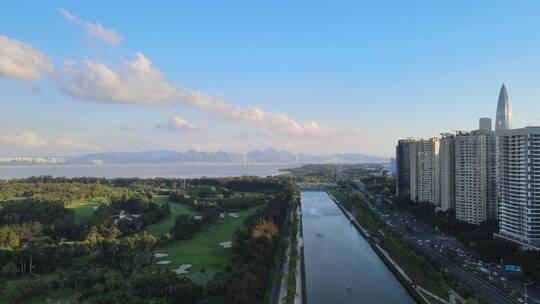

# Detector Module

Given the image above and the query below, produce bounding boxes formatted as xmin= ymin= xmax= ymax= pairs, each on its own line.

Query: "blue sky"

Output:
xmin=1 ymin=1 xmax=540 ymax=157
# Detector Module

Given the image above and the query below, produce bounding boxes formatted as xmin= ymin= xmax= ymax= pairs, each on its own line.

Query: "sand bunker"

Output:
xmin=220 ymin=212 xmax=239 ymax=218
xmin=219 ymin=241 xmax=232 ymax=248
xmin=92 ymin=206 xmax=99 ymax=210
xmin=156 ymin=260 xmax=171 ymax=265
xmin=173 ymin=264 xmax=192 ymax=274
xmin=194 ymin=215 xmax=203 ymax=220
xmin=154 ymin=253 xmax=169 ymax=258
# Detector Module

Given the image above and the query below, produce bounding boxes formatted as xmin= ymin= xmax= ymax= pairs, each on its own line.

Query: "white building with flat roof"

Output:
xmin=495 ymin=127 xmax=540 ymax=249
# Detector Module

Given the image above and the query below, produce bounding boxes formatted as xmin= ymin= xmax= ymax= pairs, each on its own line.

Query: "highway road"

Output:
xmin=365 ymin=191 xmax=540 ymax=304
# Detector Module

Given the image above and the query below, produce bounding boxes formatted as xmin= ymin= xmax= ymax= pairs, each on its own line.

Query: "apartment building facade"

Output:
xmin=396 ymin=139 xmax=415 ymax=196
xmin=496 ymin=127 xmax=540 ymax=249
xmin=409 ymin=138 xmax=440 ymax=206
xmin=439 ymin=134 xmax=456 ymax=211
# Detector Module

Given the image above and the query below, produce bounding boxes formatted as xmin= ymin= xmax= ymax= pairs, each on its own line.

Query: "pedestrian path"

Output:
xmin=278 ymin=238 xmax=291 ymax=303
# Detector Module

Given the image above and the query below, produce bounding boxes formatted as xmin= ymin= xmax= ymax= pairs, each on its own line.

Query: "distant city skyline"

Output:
xmin=2 ymin=1 xmax=540 ymax=156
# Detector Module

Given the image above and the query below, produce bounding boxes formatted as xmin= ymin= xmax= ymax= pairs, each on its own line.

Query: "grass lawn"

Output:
xmin=156 ymin=205 xmax=262 ymax=283
xmin=67 ymin=197 xmax=107 ymax=223
xmin=144 ymin=195 xmax=195 ymax=237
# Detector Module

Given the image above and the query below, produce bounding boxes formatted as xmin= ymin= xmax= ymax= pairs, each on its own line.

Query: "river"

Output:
xmin=301 ymin=191 xmax=416 ymax=304
xmin=0 ymin=163 xmax=297 ymax=179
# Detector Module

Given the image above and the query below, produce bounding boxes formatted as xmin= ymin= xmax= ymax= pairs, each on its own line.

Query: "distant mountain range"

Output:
xmin=66 ymin=149 xmax=389 ymax=164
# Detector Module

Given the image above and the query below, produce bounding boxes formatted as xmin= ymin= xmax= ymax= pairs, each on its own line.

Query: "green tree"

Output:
xmin=171 ymin=215 xmax=198 ymax=240
xmin=1 ymin=262 xmax=18 ymax=278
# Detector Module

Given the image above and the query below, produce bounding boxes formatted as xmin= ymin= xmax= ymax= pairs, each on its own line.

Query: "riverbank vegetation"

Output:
xmin=224 ymin=188 xmax=292 ymax=303
xmin=0 ymin=176 xmax=291 ymax=303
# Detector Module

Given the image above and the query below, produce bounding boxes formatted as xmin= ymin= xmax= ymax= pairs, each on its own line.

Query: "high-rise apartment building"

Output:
xmin=454 ymin=128 xmax=497 ymax=225
xmin=495 ymin=127 xmax=540 ymax=249
xmin=397 ymin=84 xmax=540 ymax=253
xmin=396 ymin=139 xmax=415 ymax=196
xmin=439 ymin=133 xmax=456 ymax=211
xmin=409 ymin=138 xmax=440 ymax=205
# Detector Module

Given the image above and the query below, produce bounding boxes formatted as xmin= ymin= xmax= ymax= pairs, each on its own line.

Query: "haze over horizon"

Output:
xmin=2 ymin=1 xmax=540 ymax=157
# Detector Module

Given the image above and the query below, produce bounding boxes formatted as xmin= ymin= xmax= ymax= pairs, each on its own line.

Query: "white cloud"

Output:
xmin=158 ymin=116 xmax=206 ymax=133
xmin=55 ymin=52 xmax=342 ymax=139
xmin=59 ymin=8 xmax=122 ymax=46
xmin=56 ymin=53 xmax=180 ymax=105
xmin=0 ymin=34 xmax=375 ymax=154
xmin=0 ymin=36 xmax=52 ymax=80
xmin=1 ymin=132 xmax=98 ymax=151
xmin=1 ymin=132 xmax=47 ymax=148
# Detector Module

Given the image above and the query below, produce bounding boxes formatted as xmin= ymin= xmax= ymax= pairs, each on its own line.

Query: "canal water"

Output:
xmin=301 ymin=191 xmax=415 ymax=304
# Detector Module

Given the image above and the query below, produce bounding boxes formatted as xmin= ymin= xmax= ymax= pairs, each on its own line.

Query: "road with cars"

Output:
xmin=365 ymin=192 xmax=540 ymax=304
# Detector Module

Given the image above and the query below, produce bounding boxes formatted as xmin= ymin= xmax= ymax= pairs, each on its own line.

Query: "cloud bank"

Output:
xmin=1 ymin=132 xmax=47 ymax=148
xmin=59 ymin=8 xmax=122 ymax=46
xmin=0 ymin=24 xmax=375 ymax=154
xmin=0 ymin=36 xmax=52 ymax=80
xmin=55 ymin=52 xmax=338 ymax=138
xmin=1 ymin=131 xmax=97 ymax=151
xmin=56 ymin=53 xmax=179 ymax=105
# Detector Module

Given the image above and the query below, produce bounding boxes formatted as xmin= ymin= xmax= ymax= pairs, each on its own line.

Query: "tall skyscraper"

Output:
xmin=495 ymin=84 xmax=512 ymax=131
xmin=409 ymin=138 xmax=440 ymax=205
xmin=496 ymin=127 xmax=540 ymax=249
xmin=439 ymin=133 xmax=456 ymax=211
xmin=454 ymin=128 xmax=497 ymax=225
xmin=396 ymin=139 xmax=415 ymax=196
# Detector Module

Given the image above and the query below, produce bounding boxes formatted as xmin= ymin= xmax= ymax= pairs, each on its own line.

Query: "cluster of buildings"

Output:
xmin=396 ymin=85 xmax=540 ymax=250
xmin=0 ymin=156 xmax=66 ymax=165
